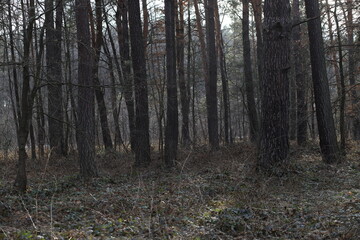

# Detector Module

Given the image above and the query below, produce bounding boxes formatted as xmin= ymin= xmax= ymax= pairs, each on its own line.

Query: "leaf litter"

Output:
xmin=0 ymin=141 xmax=359 ymax=239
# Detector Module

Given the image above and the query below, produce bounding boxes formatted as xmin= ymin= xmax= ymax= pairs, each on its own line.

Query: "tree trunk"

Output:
xmin=164 ymin=0 xmax=179 ymax=167
xmin=250 ymin=0 xmax=263 ymax=91
xmin=14 ymin=0 xmax=36 ymax=192
xmin=214 ymin=0 xmax=231 ymax=144
xmin=177 ymin=0 xmax=191 ymax=146
xmin=128 ymin=0 xmax=151 ymax=166
xmin=75 ymin=0 xmax=98 ymax=177
xmin=242 ymin=0 xmax=259 ymax=143
xmin=205 ymin=0 xmax=219 ymax=150
xmin=258 ymin=0 xmax=291 ymax=170
xmin=304 ymin=0 xmax=340 ymax=163
xmin=45 ymin=0 xmax=65 ymax=156
xmin=91 ymin=0 xmax=113 ymax=150
xmin=334 ymin=0 xmax=346 ymax=154
xmin=116 ymin=0 xmax=136 ymax=151
xmin=292 ymin=0 xmax=308 ymax=146
xmin=346 ymin=0 xmax=359 ymax=140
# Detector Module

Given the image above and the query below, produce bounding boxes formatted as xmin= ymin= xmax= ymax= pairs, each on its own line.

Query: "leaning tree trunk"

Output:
xmin=242 ymin=0 xmax=259 ymax=143
xmin=304 ymin=0 xmax=340 ymax=164
xmin=75 ymin=0 xmax=98 ymax=178
xmin=128 ymin=0 xmax=151 ymax=166
xmin=258 ymin=0 xmax=291 ymax=170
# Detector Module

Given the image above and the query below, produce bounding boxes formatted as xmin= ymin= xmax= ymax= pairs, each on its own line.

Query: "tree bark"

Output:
xmin=116 ymin=0 xmax=136 ymax=151
xmin=91 ymin=0 xmax=113 ymax=150
xmin=214 ymin=0 xmax=231 ymax=144
xmin=242 ymin=0 xmax=259 ymax=143
xmin=128 ymin=0 xmax=151 ymax=166
xmin=164 ymin=0 xmax=179 ymax=167
xmin=205 ymin=0 xmax=219 ymax=150
xmin=45 ymin=0 xmax=65 ymax=156
xmin=258 ymin=0 xmax=291 ymax=170
xmin=177 ymin=0 xmax=191 ymax=146
xmin=14 ymin=0 xmax=36 ymax=192
xmin=304 ymin=0 xmax=340 ymax=163
xmin=75 ymin=0 xmax=98 ymax=177
xmin=292 ymin=0 xmax=308 ymax=146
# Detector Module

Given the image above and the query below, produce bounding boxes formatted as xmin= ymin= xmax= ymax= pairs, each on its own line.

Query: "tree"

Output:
xmin=258 ymin=0 xmax=291 ymax=170
xmin=292 ymin=0 xmax=307 ymax=145
xmin=75 ymin=0 xmax=98 ymax=177
xmin=91 ymin=0 xmax=113 ymax=150
xmin=164 ymin=0 xmax=179 ymax=167
xmin=128 ymin=0 xmax=151 ymax=166
xmin=304 ymin=0 xmax=340 ymax=163
xmin=45 ymin=0 xmax=65 ymax=156
xmin=177 ymin=0 xmax=191 ymax=146
xmin=14 ymin=0 xmax=37 ymax=192
xmin=242 ymin=0 xmax=259 ymax=143
xmin=205 ymin=0 xmax=219 ymax=150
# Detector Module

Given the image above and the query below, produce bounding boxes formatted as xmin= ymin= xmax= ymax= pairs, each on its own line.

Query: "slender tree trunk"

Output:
xmin=45 ymin=0 xmax=65 ymax=156
xmin=334 ymin=1 xmax=346 ymax=154
xmin=258 ymin=0 xmax=291 ymax=170
xmin=242 ymin=0 xmax=259 ymax=143
xmin=116 ymin=0 xmax=136 ymax=151
xmin=128 ymin=0 xmax=151 ymax=166
xmin=177 ymin=0 xmax=191 ymax=146
xmin=91 ymin=0 xmax=113 ymax=150
xmin=250 ymin=0 xmax=263 ymax=92
xmin=304 ymin=0 xmax=340 ymax=163
xmin=205 ymin=0 xmax=219 ymax=150
xmin=75 ymin=0 xmax=98 ymax=177
xmin=164 ymin=0 xmax=179 ymax=167
xmin=346 ymin=0 xmax=359 ymax=140
xmin=214 ymin=0 xmax=231 ymax=144
xmin=14 ymin=0 xmax=36 ymax=192
xmin=292 ymin=0 xmax=308 ymax=145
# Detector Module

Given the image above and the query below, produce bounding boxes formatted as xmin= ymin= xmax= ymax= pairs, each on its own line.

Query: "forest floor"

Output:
xmin=0 ymin=142 xmax=359 ymax=239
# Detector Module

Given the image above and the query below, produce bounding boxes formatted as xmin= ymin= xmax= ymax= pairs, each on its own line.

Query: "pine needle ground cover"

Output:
xmin=0 ymin=142 xmax=359 ymax=239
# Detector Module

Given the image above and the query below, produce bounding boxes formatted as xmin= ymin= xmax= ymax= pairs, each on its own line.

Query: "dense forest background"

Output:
xmin=0 ymin=0 xmax=359 ymax=239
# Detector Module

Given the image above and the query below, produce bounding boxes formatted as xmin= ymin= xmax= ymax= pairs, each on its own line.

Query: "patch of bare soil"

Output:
xmin=0 ymin=142 xmax=359 ymax=239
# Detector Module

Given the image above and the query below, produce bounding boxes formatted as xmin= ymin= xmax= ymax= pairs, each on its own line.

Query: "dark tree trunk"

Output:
xmin=91 ymin=0 xmax=113 ymax=150
xmin=75 ymin=0 xmax=98 ymax=177
xmin=164 ymin=0 xmax=179 ymax=167
xmin=116 ymin=0 xmax=136 ymax=151
xmin=292 ymin=0 xmax=308 ymax=146
xmin=250 ymin=0 xmax=263 ymax=91
xmin=258 ymin=0 xmax=291 ymax=170
xmin=14 ymin=0 xmax=36 ymax=192
xmin=304 ymin=0 xmax=340 ymax=164
xmin=214 ymin=0 xmax=231 ymax=144
xmin=177 ymin=0 xmax=191 ymax=147
xmin=128 ymin=0 xmax=151 ymax=166
xmin=45 ymin=0 xmax=65 ymax=156
xmin=346 ymin=0 xmax=359 ymax=140
xmin=242 ymin=0 xmax=259 ymax=143
xmin=205 ymin=0 xmax=219 ymax=150
xmin=334 ymin=1 xmax=346 ymax=154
